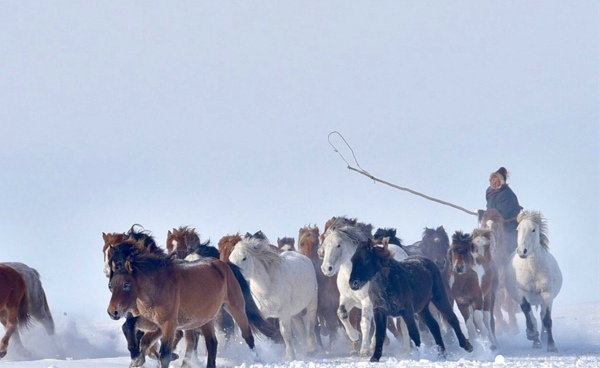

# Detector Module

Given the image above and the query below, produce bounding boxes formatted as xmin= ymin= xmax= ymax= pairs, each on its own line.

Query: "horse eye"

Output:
xmin=242 ymin=257 xmax=247 ymax=261
xmin=336 ymin=244 xmax=341 ymax=248
xmin=532 ymin=229 xmax=536 ymax=233
xmin=124 ymin=282 xmax=131 ymax=292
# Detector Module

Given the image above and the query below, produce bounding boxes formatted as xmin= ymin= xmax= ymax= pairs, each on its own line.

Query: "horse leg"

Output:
xmin=520 ymin=298 xmax=541 ymax=348
xmin=0 ymin=309 xmax=18 ymax=358
xmin=432 ymin=298 xmax=472 ymax=353
xmin=418 ymin=304 xmax=446 ymax=358
xmin=200 ymin=322 xmax=218 ymax=368
xmin=540 ymin=294 xmax=558 ymax=353
xmin=400 ymin=309 xmax=421 ymax=349
xmin=304 ymin=293 xmax=319 ymax=356
xmin=279 ymin=316 xmax=296 ymax=361
xmin=369 ymin=309 xmax=388 ymax=362
xmin=483 ymin=292 xmax=497 ymax=349
xmin=122 ymin=315 xmax=144 ymax=364
xmin=181 ymin=330 xmax=200 ymax=368
xmin=158 ymin=321 xmax=178 ymax=368
xmin=505 ymin=294 xmax=520 ymax=335
xmin=5 ymin=329 xmax=30 ymax=358
xmin=358 ymin=299 xmax=374 ymax=356
xmin=337 ymin=301 xmax=360 ymax=355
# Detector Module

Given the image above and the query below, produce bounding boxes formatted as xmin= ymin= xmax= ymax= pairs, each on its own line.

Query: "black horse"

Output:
xmin=349 ymin=237 xmax=473 ymax=362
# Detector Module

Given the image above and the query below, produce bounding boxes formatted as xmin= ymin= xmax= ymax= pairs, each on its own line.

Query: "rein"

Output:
xmin=328 ymin=131 xmax=478 ymax=217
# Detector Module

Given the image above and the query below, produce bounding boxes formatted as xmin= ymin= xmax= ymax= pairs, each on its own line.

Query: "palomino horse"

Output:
xmin=229 ymin=231 xmax=318 ymax=360
xmin=349 ymin=237 xmax=473 ymax=362
xmin=297 ymin=225 xmax=340 ymax=349
xmin=0 ymin=264 xmax=31 ymax=359
xmin=319 ymin=217 xmax=408 ymax=356
xmin=108 ymin=239 xmax=260 ymax=368
xmin=0 ymin=262 xmax=55 ymax=356
xmin=276 ymin=237 xmax=296 ymax=252
xmin=505 ymin=210 xmax=562 ymax=352
xmin=217 ymin=234 xmax=242 ymax=262
xmin=481 ymin=209 xmax=520 ymax=335
xmin=448 ymin=231 xmax=497 ymax=349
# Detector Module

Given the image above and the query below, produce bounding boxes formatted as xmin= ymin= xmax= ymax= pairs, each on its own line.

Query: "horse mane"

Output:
xmin=239 ymin=233 xmax=283 ymax=269
xmin=111 ymin=241 xmax=171 ymax=275
xmin=518 ymin=210 xmax=550 ymax=250
xmin=327 ymin=217 xmax=372 ymax=246
xmin=471 ymin=227 xmax=492 ymax=240
xmin=370 ymin=238 xmax=393 ymax=261
xmin=125 ymin=225 xmax=167 ymax=257
xmin=451 ymin=230 xmax=472 ymax=245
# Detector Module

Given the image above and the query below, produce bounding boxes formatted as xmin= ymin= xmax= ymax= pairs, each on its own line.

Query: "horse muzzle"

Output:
xmin=349 ymin=279 xmax=365 ymax=291
xmin=107 ymin=308 xmax=122 ymax=321
xmin=453 ymin=265 xmax=465 ymax=274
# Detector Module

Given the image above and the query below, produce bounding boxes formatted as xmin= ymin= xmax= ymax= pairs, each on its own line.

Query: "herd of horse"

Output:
xmin=0 ymin=209 xmax=563 ymax=368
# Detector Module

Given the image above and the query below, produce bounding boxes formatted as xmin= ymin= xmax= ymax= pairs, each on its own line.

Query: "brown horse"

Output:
xmin=481 ymin=209 xmax=520 ymax=335
xmin=448 ymin=231 xmax=497 ymax=349
xmin=0 ymin=264 xmax=31 ymax=359
xmin=298 ymin=225 xmax=340 ymax=348
xmin=167 ymin=226 xmax=220 ymax=260
xmin=217 ymin=234 xmax=242 ymax=262
xmin=108 ymin=240 xmax=259 ymax=368
xmin=103 ymin=226 xmax=181 ymax=366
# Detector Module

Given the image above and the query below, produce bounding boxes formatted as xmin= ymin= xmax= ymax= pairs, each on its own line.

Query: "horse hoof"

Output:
xmin=548 ymin=345 xmax=558 ymax=353
xmin=369 ymin=355 xmax=380 ymax=362
xmin=533 ymin=341 xmax=542 ymax=349
xmin=0 ymin=350 xmax=6 ymax=359
xmin=526 ymin=329 xmax=539 ymax=341
xmin=129 ymin=356 xmax=145 ymax=368
xmin=463 ymin=341 xmax=474 ymax=353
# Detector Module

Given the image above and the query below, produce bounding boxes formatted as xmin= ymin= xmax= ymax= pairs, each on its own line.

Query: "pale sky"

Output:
xmin=0 ymin=2 xmax=597 ymax=320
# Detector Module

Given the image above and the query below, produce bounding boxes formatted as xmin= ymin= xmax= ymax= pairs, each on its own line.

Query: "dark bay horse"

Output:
xmin=277 ymin=237 xmax=296 ymax=252
xmin=0 ymin=264 xmax=31 ymax=359
xmin=448 ymin=231 xmax=497 ymax=349
xmin=108 ymin=240 xmax=259 ymax=368
xmin=298 ymin=225 xmax=340 ymax=348
xmin=349 ymin=237 xmax=472 ymax=362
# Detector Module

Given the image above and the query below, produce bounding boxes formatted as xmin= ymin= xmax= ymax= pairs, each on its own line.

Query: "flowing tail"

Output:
xmin=18 ymin=292 xmax=32 ymax=330
xmin=227 ymin=262 xmax=283 ymax=343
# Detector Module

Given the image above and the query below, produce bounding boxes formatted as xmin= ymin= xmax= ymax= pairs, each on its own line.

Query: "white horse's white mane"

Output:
xmin=518 ymin=210 xmax=550 ymax=250
xmin=238 ymin=236 xmax=283 ymax=269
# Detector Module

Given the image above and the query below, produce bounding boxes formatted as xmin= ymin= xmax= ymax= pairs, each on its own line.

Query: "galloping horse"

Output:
xmin=481 ymin=209 xmax=520 ymax=335
xmin=108 ymin=239 xmax=260 ymax=368
xmin=505 ymin=210 xmax=562 ymax=352
xmin=349 ymin=237 xmax=473 ymax=362
xmin=229 ymin=231 xmax=318 ymax=360
xmin=102 ymin=226 xmax=169 ymax=366
xmin=166 ymin=226 xmax=219 ymax=260
xmin=448 ymin=231 xmax=497 ymax=349
xmin=0 ymin=262 xmax=54 ymax=354
xmin=0 ymin=264 xmax=31 ymax=359
xmin=297 ymin=225 xmax=340 ymax=348
xmin=319 ymin=217 xmax=408 ymax=356
xmin=403 ymin=226 xmax=451 ymax=272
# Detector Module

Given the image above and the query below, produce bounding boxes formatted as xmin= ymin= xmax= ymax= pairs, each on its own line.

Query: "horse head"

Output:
xmin=298 ymin=225 xmax=320 ymax=259
xmin=102 ymin=232 xmax=126 ymax=278
xmin=516 ymin=210 xmax=549 ymax=258
xmin=107 ymin=243 xmax=137 ymax=321
xmin=471 ymin=227 xmax=493 ymax=260
xmin=421 ymin=226 xmax=450 ymax=271
xmin=277 ymin=237 xmax=296 ymax=252
xmin=349 ymin=237 xmax=389 ymax=290
xmin=373 ymin=228 xmax=403 ymax=246
xmin=320 ymin=217 xmax=370 ymax=277
xmin=449 ymin=230 xmax=474 ymax=275
xmin=218 ymin=234 xmax=242 ymax=262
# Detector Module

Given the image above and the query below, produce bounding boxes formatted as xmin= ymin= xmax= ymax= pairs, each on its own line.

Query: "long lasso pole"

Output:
xmin=328 ymin=131 xmax=478 ymax=217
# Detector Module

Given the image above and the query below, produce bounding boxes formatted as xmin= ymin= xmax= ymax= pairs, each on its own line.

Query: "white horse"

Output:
xmin=505 ymin=210 xmax=562 ymax=352
xmin=319 ymin=217 xmax=409 ymax=356
xmin=228 ymin=231 xmax=318 ymax=361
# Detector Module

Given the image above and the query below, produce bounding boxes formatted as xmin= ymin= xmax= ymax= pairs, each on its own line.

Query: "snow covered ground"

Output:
xmin=1 ymin=301 xmax=598 ymax=368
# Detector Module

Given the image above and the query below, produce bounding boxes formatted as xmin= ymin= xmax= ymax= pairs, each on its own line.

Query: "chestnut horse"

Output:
xmin=217 ymin=234 xmax=242 ymax=262
xmin=448 ymin=231 xmax=497 ymax=349
xmin=481 ymin=209 xmax=520 ymax=335
xmin=349 ymin=237 xmax=472 ymax=362
xmin=108 ymin=240 xmax=260 ymax=368
xmin=297 ymin=225 xmax=340 ymax=348
xmin=0 ymin=264 xmax=31 ymax=359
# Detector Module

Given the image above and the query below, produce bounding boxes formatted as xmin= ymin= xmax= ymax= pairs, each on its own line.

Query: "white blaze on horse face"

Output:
xmin=474 ymin=263 xmax=485 ymax=286
xmin=103 ymin=248 xmax=111 ymax=278
xmin=471 ymin=236 xmax=487 ymax=257
xmin=171 ymin=239 xmax=179 ymax=254
xmin=320 ymin=232 xmax=345 ymax=277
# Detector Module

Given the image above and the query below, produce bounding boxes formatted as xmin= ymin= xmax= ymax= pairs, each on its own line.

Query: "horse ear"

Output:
xmin=125 ymin=260 xmax=133 ymax=274
xmin=167 ymin=230 xmax=172 ymax=236
xmin=102 ymin=232 xmax=108 ymax=241
xmin=382 ymin=237 xmax=390 ymax=250
xmin=390 ymin=229 xmax=397 ymax=237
